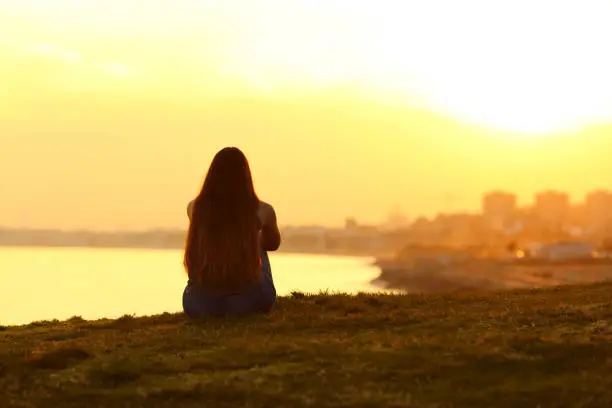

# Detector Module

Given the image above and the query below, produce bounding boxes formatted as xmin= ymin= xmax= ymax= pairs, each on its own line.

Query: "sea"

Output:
xmin=0 ymin=247 xmax=387 ymax=326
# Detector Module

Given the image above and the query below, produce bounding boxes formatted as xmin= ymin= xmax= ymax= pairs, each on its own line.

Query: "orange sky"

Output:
xmin=1 ymin=0 xmax=611 ymax=230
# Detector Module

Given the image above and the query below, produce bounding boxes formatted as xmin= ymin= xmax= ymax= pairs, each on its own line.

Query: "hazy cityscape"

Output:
xmin=1 ymin=189 xmax=610 ymax=257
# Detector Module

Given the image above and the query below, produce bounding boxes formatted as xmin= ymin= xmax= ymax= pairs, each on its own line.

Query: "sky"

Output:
xmin=1 ymin=0 xmax=611 ymax=230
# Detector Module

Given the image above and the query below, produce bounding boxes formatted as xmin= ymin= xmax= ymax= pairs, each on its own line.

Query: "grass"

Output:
xmin=2 ymin=283 xmax=612 ymax=407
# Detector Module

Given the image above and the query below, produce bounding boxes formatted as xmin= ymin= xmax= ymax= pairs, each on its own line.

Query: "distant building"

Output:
xmin=534 ymin=190 xmax=570 ymax=226
xmin=437 ymin=213 xmax=484 ymax=246
xmin=584 ymin=190 xmax=612 ymax=230
xmin=482 ymin=191 xmax=517 ymax=230
xmin=536 ymin=241 xmax=595 ymax=261
xmin=345 ymin=217 xmax=358 ymax=230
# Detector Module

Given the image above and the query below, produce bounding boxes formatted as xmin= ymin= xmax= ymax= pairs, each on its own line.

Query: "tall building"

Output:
xmin=534 ymin=191 xmax=570 ymax=226
xmin=584 ymin=190 xmax=612 ymax=230
xmin=482 ymin=191 xmax=517 ymax=229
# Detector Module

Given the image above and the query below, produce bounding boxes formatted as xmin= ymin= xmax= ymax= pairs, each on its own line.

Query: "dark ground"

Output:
xmin=2 ymin=282 xmax=612 ymax=407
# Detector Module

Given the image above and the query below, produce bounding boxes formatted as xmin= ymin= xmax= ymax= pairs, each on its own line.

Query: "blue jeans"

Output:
xmin=182 ymin=251 xmax=276 ymax=317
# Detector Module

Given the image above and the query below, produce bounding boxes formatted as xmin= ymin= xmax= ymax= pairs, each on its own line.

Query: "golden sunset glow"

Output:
xmin=1 ymin=0 xmax=611 ymax=230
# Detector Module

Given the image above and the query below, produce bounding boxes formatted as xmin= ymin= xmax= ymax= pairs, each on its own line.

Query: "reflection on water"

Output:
xmin=0 ymin=247 xmax=384 ymax=326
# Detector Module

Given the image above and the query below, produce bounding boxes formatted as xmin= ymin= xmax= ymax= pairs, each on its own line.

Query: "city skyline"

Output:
xmin=1 ymin=188 xmax=610 ymax=233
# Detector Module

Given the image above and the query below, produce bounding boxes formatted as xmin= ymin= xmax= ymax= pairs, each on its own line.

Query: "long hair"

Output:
xmin=184 ymin=147 xmax=261 ymax=290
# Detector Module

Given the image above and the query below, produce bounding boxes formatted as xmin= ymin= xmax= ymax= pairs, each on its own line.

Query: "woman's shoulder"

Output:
xmin=187 ymin=199 xmax=195 ymax=220
xmin=258 ymin=200 xmax=274 ymax=211
xmin=258 ymin=200 xmax=278 ymax=217
xmin=257 ymin=200 xmax=277 ymax=224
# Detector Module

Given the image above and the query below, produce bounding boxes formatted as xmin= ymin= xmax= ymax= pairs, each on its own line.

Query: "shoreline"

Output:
xmin=373 ymin=259 xmax=612 ymax=293
xmin=0 ymin=243 xmax=376 ymax=258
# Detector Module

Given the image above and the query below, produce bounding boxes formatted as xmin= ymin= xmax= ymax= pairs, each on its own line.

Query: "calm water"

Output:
xmin=0 ymin=247 xmax=384 ymax=326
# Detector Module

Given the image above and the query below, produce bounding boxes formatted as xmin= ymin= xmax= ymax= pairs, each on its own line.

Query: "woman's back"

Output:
xmin=188 ymin=199 xmax=281 ymax=252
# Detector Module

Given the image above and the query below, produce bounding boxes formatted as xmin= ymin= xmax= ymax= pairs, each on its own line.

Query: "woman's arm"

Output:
xmin=259 ymin=201 xmax=281 ymax=251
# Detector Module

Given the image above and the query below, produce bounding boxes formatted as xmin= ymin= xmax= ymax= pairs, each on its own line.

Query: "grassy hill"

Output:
xmin=2 ymin=282 xmax=612 ymax=407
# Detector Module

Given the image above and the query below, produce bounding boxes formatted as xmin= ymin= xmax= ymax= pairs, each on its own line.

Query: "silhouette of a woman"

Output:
xmin=182 ymin=147 xmax=281 ymax=316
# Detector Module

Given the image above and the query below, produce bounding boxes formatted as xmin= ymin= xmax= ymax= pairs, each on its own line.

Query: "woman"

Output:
xmin=182 ymin=147 xmax=281 ymax=317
